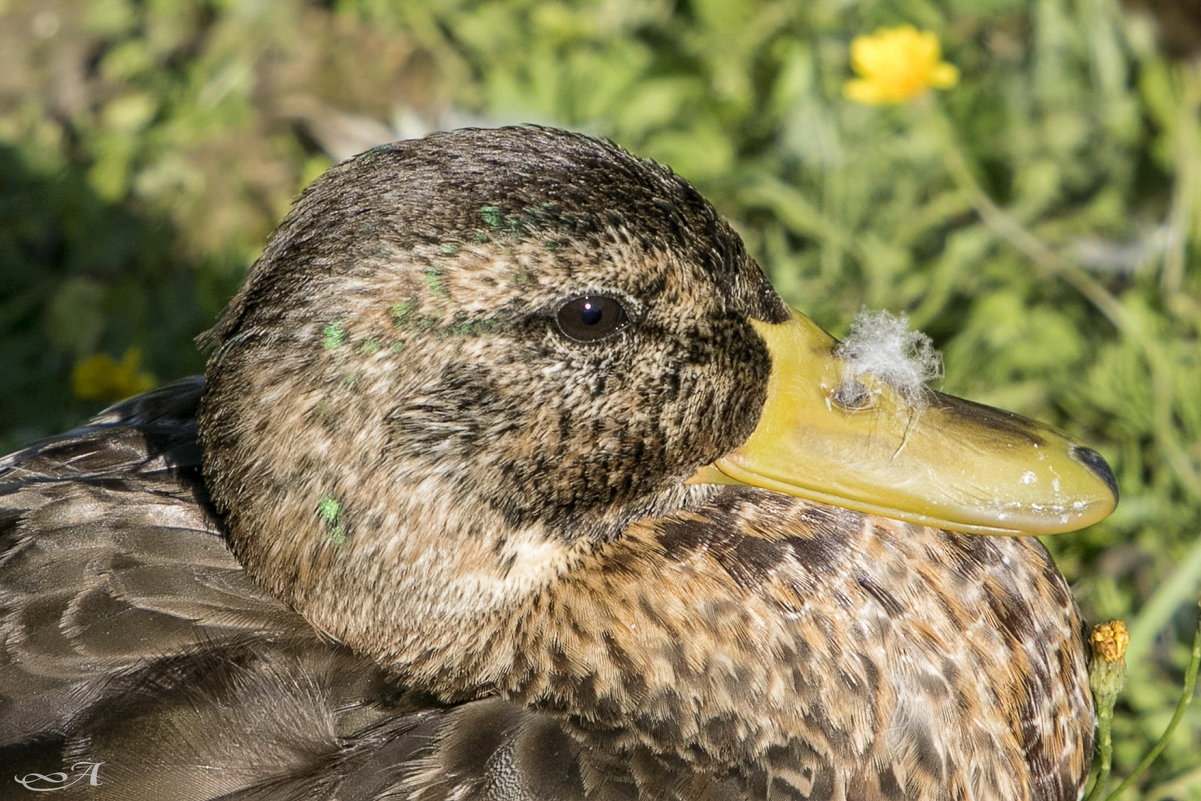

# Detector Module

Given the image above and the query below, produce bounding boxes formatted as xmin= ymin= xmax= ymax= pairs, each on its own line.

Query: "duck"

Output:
xmin=0 ymin=126 xmax=1119 ymax=801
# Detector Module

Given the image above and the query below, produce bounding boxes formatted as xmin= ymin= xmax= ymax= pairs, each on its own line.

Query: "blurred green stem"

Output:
xmin=1128 ymin=536 xmax=1201 ymax=668
xmin=1162 ymin=63 xmax=1201 ymax=298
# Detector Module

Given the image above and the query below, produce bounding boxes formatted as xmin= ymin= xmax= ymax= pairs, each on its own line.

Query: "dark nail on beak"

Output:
xmin=1071 ymin=445 xmax=1119 ymax=502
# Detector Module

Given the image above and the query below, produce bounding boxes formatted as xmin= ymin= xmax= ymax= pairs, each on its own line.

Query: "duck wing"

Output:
xmin=0 ymin=379 xmax=322 ymax=738
xmin=0 ymin=380 xmax=413 ymax=800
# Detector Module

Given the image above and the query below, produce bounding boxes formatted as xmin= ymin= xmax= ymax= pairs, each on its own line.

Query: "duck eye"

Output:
xmin=554 ymin=296 xmax=629 ymax=343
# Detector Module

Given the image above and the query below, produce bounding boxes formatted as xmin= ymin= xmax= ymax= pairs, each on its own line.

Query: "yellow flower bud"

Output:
xmin=1091 ymin=619 xmax=1130 ymax=664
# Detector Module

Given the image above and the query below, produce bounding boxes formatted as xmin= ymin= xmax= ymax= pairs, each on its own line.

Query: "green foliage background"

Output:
xmin=1 ymin=0 xmax=1198 ymax=795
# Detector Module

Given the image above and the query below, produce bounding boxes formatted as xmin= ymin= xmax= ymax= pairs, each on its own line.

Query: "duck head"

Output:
xmin=197 ymin=126 xmax=1116 ymax=701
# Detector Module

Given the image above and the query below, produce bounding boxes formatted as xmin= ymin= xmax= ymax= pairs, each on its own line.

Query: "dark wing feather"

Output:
xmin=0 ymin=379 xmax=315 ymax=743
xmin=0 ymin=381 xmax=404 ymax=800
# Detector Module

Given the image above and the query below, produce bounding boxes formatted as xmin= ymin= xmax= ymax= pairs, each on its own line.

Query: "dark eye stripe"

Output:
xmin=555 ymin=296 xmax=629 ymax=343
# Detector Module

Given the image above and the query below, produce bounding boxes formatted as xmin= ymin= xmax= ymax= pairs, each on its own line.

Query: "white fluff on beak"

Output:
xmin=833 ymin=308 xmax=943 ymax=409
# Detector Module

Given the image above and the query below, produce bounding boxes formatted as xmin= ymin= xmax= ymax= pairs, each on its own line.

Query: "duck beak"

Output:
xmin=690 ymin=308 xmax=1118 ymax=535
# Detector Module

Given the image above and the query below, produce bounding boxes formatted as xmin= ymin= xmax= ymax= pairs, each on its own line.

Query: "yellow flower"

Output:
xmin=1090 ymin=619 xmax=1130 ymax=664
xmin=844 ymin=25 xmax=959 ymax=105
xmin=72 ymin=347 xmax=157 ymax=403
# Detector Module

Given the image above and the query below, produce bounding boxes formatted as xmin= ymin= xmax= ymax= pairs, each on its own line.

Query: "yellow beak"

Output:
xmin=692 ymin=308 xmax=1118 ymax=536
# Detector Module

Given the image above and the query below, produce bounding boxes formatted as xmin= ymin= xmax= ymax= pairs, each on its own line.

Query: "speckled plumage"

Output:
xmin=1 ymin=127 xmax=1096 ymax=801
